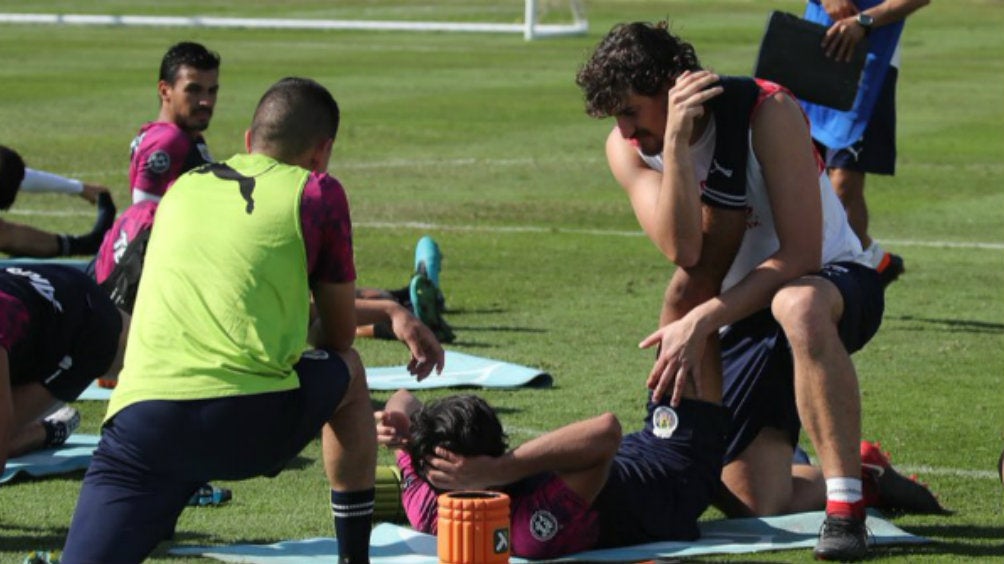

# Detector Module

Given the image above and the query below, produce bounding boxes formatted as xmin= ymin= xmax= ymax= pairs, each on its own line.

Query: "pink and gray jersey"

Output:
xmin=95 ymin=169 xmax=353 ymax=287
xmin=0 ymin=265 xmax=122 ymax=400
xmin=128 ymin=121 xmax=212 ymax=203
xmin=94 ymin=200 xmax=158 ymax=283
xmin=396 ymin=451 xmax=598 ymax=559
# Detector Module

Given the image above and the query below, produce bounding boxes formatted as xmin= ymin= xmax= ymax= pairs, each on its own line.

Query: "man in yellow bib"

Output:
xmin=62 ymin=77 xmax=410 ymax=563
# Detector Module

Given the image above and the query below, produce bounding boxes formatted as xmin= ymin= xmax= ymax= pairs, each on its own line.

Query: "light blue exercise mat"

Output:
xmin=170 ymin=510 xmax=928 ymax=563
xmin=0 ymin=434 xmax=100 ymax=484
xmin=79 ymin=351 xmax=553 ymax=400
xmin=366 ymin=351 xmax=552 ymax=390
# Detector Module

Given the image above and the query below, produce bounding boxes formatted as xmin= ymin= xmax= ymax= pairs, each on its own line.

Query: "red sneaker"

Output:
xmin=860 ymin=440 xmax=951 ymax=515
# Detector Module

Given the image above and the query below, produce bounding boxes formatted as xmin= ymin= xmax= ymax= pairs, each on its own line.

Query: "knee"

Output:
xmin=720 ymin=475 xmax=791 ymax=517
xmin=771 ymin=286 xmax=837 ymax=354
xmin=337 ymin=349 xmax=368 ymax=396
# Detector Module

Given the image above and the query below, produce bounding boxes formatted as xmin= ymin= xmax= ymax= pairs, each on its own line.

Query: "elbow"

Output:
xmin=662 ymin=241 xmax=702 ymax=269
xmin=802 ymin=246 xmax=823 ymax=275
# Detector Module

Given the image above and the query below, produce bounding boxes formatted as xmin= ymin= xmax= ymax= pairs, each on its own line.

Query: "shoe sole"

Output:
xmin=414 ymin=236 xmax=441 ymax=288
xmin=409 ymin=274 xmax=455 ymax=343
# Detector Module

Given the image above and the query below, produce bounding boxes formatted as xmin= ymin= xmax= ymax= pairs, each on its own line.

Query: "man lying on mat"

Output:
xmin=377 ymin=384 xmax=948 ymax=559
xmin=376 ymin=358 xmax=729 ymax=560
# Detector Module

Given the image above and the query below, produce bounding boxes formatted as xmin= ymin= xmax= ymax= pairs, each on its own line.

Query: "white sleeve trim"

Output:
xmin=132 ymin=189 xmax=162 ymax=204
xmin=20 ymin=168 xmax=83 ymax=194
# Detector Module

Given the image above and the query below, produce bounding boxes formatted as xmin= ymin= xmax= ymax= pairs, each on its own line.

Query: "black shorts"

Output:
xmin=816 ymin=67 xmax=898 ymax=175
xmin=721 ymin=262 xmax=884 ymax=463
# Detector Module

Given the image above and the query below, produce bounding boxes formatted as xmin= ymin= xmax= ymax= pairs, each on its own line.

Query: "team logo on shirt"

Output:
xmin=146 ymin=150 xmax=171 ymax=174
xmin=652 ymin=406 xmax=679 ymax=439
xmin=529 ymin=509 xmax=558 ymax=541
xmin=709 ymin=158 xmax=734 ymax=178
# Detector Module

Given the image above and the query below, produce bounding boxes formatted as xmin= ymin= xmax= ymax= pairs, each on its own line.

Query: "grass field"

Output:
xmin=1 ymin=0 xmax=1002 ymax=561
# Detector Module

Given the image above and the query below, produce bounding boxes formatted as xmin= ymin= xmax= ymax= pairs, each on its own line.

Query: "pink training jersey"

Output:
xmin=93 ymin=200 xmax=158 ymax=284
xmin=95 ymin=169 xmax=354 ymax=287
xmin=396 ymin=451 xmax=598 ymax=559
xmin=128 ymin=121 xmax=211 ymax=203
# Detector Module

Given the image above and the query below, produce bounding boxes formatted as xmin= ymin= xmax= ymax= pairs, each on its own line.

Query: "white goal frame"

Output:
xmin=0 ymin=0 xmax=588 ymax=40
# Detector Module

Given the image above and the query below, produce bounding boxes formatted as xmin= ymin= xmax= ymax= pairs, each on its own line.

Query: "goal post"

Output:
xmin=524 ymin=0 xmax=588 ymax=40
xmin=0 ymin=0 xmax=588 ymax=41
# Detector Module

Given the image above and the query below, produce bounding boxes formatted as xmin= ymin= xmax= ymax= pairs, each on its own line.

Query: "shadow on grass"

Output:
xmin=889 ymin=315 xmax=1004 ymax=334
xmin=442 ymin=306 xmax=506 ymax=315
xmin=451 ymin=324 xmax=547 ymax=334
xmin=0 ymin=524 xmax=69 ymax=554
xmin=281 ymin=455 xmax=314 ymax=471
xmin=878 ymin=523 xmax=1004 ymax=558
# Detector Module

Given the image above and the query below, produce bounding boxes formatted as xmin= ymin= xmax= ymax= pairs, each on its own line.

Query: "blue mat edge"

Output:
xmin=169 ymin=511 xmax=930 ymax=562
xmin=0 ymin=434 xmax=101 ymax=484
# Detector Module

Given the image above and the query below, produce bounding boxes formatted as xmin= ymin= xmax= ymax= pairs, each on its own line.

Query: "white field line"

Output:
xmin=7 ymin=210 xmax=1004 ymax=251
xmin=508 ymin=436 xmax=999 ymax=480
xmin=898 ymin=465 xmax=1000 ymax=481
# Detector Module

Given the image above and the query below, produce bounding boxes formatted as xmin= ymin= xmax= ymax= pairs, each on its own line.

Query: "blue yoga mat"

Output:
xmin=0 ymin=434 xmax=100 ymax=484
xmin=170 ymin=510 xmax=928 ymax=563
xmin=366 ymin=351 xmax=551 ymax=390
xmin=79 ymin=351 xmax=552 ymax=400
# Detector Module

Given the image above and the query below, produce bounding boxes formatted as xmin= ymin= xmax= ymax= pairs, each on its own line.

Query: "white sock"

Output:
xmin=826 ymin=477 xmax=863 ymax=503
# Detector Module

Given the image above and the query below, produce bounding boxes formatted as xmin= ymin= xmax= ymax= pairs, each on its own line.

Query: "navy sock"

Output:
xmin=331 ymin=488 xmax=374 ymax=563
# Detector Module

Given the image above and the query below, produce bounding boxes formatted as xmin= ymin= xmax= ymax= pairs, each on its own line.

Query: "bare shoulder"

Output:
xmin=605 ymin=126 xmax=645 ymax=184
xmin=750 ymin=90 xmax=804 ymax=129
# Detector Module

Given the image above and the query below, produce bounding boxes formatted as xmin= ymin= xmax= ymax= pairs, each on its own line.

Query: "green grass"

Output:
xmin=1 ymin=1 xmax=1002 ymax=561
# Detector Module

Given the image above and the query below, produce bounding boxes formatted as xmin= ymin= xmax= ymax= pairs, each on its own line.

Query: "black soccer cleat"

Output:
xmin=814 ymin=514 xmax=868 ymax=562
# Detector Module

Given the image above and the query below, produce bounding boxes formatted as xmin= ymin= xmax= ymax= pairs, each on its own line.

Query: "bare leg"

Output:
xmin=322 ymin=348 xmax=376 ymax=562
xmin=772 ymin=279 xmax=862 ymax=484
xmin=828 ymin=168 xmax=870 ymax=249
xmin=719 ymin=427 xmax=795 ymax=516
xmin=322 ymin=348 xmax=376 ymax=492
xmin=791 ymin=463 xmax=827 ymax=513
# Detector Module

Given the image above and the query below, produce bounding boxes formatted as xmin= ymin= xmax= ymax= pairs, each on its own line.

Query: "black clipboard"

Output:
xmin=753 ymin=11 xmax=867 ymax=111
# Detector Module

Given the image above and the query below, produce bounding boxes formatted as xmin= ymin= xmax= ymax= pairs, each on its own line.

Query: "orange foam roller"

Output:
xmin=437 ymin=491 xmax=510 ymax=563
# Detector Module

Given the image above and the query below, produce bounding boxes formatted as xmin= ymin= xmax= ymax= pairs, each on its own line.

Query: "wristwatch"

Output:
xmin=855 ymin=13 xmax=874 ymax=35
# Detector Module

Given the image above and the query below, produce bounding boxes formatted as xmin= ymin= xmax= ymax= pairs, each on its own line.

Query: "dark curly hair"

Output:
xmin=576 ymin=21 xmax=702 ymax=118
xmin=159 ymin=41 xmax=221 ymax=85
xmin=406 ymin=395 xmax=509 ymax=481
xmin=0 ymin=144 xmax=26 ymax=211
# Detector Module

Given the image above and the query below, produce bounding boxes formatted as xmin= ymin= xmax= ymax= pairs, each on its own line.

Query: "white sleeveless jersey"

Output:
xmin=639 ymin=119 xmax=868 ymax=291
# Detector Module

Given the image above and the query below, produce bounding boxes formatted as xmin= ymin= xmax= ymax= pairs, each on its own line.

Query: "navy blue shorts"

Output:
xmin=721 ymin=261 xmax=884 ymax=463
xmin=816 ymin=67 xmax=898 ymax=175
xmin=61 ymin=350 xmax=350 ymax=564
xmin=594 ymin=398 xmax=729 ymax=546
